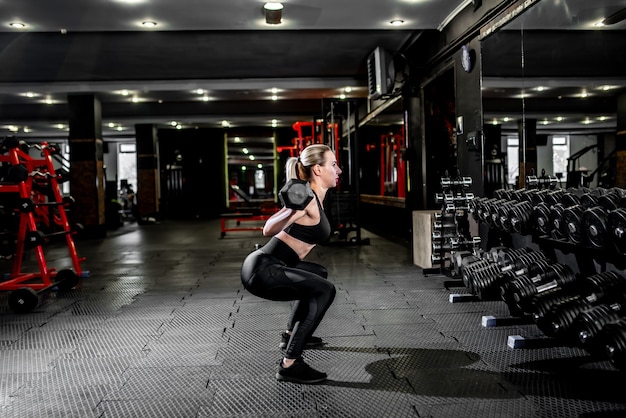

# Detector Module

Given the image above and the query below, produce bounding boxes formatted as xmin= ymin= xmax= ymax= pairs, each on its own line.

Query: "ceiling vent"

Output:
xmin=367 ymin=46 xmax=395 ymax=100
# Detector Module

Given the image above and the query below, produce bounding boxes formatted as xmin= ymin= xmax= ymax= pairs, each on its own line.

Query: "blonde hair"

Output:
xmin=285 ymin=144 xmax=332 ymax=182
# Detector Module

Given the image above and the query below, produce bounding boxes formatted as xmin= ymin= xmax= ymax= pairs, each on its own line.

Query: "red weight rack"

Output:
xmin=0 ymin=138 xmax=88 ymax=313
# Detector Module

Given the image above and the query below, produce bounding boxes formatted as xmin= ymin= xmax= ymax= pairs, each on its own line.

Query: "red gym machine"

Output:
xmin=0 ymin=138 xmax=88 ymax=313
xmin=379 ymin=127 xmax=406 ymax=198
xmin=277 ymin=120 xmax=340 ymax=159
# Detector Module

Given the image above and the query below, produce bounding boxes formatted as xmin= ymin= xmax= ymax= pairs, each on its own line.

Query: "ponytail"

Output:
xmin=285 ymin=156 xmax=299 ymax=181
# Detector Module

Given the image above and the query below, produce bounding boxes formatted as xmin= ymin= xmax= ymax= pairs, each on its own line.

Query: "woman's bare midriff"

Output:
xmin=274 ymin=231 xmax=315 ymax=260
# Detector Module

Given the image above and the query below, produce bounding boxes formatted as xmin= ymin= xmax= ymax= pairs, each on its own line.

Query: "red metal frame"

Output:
xmin=379 ymin=127 xmax=406 ymax=198
xmin=291 ymin=121 xmax=340 ymax=158
xmin=0 ymin=141 xmax=87 ymax=292
xmin=220 ymin=214 xmax=270 ymax=237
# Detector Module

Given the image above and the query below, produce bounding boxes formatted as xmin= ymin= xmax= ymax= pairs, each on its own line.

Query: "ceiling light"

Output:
xmin=221 ymin=120 xmax=230 ymax=128
xmin=141 ymin=21 xmax=158 ymax=28
xmin=264 ymin=3 xmax=283 ymax=25
xmin=389 ymin=19 xmax=405 ymax=26
xmin=271 ymin=95 xmax=278 ymax=101
xmin=9 ymin=22 xmax=26 ymax=29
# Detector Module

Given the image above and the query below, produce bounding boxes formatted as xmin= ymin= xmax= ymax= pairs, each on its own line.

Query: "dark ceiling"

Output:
xmin=0 ymin=0 xmax=624 ymax=142
xmin=0 ymin=0 xmax=465 ymax=141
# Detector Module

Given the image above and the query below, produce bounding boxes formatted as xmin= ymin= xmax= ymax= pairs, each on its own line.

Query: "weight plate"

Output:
xmin=8 ymin=287 xmax=39 ymax=313
xmin=54 ymin=269 xmax=79 ymax=291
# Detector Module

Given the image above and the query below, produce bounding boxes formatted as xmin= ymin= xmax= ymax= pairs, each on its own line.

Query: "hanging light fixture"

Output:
xmin=264 ymin=3 xmax=283 ymax=25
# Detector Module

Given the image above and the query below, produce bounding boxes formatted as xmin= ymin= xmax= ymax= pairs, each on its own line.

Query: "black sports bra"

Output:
xmin=283 ymin=194 xmax=331 ymax=244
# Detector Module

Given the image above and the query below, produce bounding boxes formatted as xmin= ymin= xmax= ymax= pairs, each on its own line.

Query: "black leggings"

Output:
xmin=241 ymin=237 xmax=336 ymax=359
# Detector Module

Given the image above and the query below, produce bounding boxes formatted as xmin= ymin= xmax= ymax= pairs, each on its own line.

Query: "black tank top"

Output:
xmin=283 ymin=194 xmax=331 ymax=244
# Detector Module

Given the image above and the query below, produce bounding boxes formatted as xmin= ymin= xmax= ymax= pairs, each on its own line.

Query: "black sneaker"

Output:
xmin=276 ymin=358 xmax=327 ymax=384
xmin=279 ymin=332 xmax=324 ymax=349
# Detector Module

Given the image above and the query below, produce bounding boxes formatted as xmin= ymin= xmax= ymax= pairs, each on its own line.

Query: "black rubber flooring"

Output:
xmin=0 ymin=219 xmax=624 ymax=417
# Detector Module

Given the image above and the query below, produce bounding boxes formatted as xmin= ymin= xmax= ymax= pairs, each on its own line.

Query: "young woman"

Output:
xmin=240 ymin=144 xmax=342 ymax=384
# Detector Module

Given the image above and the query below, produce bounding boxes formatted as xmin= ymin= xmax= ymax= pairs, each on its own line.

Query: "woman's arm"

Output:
xmin=262 ymin=206 xmax=306 ymax=237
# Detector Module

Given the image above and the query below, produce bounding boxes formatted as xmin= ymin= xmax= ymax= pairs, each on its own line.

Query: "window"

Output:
xmin=552 ymin=135 xmax=569 ymax=182
xmin=506 ymin=136 xmax=519 ymax=185
xmin=118 ymin=143 xmax=137 ymax=193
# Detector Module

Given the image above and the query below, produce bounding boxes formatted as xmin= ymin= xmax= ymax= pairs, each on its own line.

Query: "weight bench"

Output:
xmin=220 ymin=212 xmax=270 ymax=238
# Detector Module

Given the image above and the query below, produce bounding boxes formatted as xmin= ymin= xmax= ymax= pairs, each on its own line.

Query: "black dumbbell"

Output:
xmin=279 ymin=179 xmax=314 ymax=210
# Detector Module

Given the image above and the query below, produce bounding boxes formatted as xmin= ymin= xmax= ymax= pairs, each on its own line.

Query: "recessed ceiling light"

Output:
xmin=141 ymin=21 xmax=158 ymax=28
xmin=264 ymin=3 xmax=283 ymax=25
xmin=390 ymin=19 xmax=405 ymax=26
xmin=9 ymin=22 xmax=26 ymax=29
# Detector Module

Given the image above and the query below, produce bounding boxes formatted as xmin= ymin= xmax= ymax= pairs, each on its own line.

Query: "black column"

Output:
xmin=403 ymin=88 xmax=426 ymax=211
xmin=517 ymin=118 xmax=537 ymax=188
xmin=616 ymin=92 xmax=626 ymax=188
xmin=67 ymin=94 xmax=106 ymax=238
xmin=135 ymin=124 xmax=160 ymax=222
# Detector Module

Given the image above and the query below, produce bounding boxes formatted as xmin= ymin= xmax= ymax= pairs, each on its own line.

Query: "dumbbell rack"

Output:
xmin=428 ymin=173 xmax=480 ymax=275
xmin=0 ymin=139 xmax=88 ymax=313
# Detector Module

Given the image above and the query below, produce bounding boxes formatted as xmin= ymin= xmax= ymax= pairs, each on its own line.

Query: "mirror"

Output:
xmin=481 ymin=0 xmax=626 ymax=193
xmin=227 ymin=133 xmax=275 ymax=210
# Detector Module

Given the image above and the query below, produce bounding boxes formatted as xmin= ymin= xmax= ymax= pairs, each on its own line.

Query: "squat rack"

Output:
xmin=0 ymin=138 xmax=88 ymax=312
